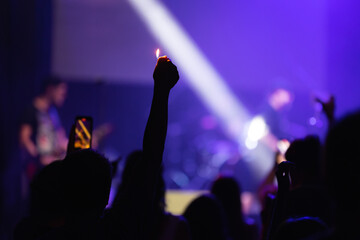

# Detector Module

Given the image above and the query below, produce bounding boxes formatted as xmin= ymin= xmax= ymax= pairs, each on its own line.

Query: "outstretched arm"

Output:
xmin=106 ymin=56 xmax=179 ymax=240
xmin=265 ymin=161 xmax=294 ymax=240
xmin=143 ymin=56 xmax=179 ymax=172
xmin=140 ymin=56 xmax=179 ymax=239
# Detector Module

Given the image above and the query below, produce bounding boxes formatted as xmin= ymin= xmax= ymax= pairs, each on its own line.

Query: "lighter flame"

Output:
xmin=156 ymin=48 xmax=160 ymax=59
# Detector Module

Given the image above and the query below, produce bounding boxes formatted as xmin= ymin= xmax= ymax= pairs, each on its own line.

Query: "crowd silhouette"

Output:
xmin=13 ymin=55 xmax=360 ymax=240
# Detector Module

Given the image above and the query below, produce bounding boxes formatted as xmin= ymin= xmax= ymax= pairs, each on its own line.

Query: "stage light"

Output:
xmin=309 ymin=117 xmax=317 ymax=126
xmin=245 ymin=138 xmax=258 ymax=150
xmin=244 ymin=115 xmax=269 ymax=150
xmin=247 ymin=116 xmax=268 ymax=141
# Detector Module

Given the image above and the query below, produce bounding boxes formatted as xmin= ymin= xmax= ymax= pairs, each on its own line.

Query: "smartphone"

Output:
xmin=74 ymin=116 xmax=93 ymax=149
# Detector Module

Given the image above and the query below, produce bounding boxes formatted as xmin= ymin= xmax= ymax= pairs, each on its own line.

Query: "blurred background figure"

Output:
xmin=211 ymin=176 xmax=258 ymax=240
xmin=262 ymin=87 xmax=294 ymax=141
xmin=19 ymin=76 xmax=68 ymax=204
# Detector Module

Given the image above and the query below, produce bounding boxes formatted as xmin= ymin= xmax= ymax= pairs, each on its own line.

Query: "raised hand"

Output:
xmin=153 ymin=56 xmax=179 ymax=91
xmin=316 ymin=95 xmax=335 ymax=124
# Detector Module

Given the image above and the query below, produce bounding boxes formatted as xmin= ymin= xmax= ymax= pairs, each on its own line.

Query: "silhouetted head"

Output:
xmin=211 ymin=176 xmax=245 ymax=240
xmin=120 ymin=150 xmax=143 ymax=187
xmin=285 ymin=135 xmax=322 ymax=186
xmin=211 ymin=176 xmax=243 ymax=219
xmin=324 ymin=111 xmax=360 ymax=206
xmin=211 ymin=176 xmax=242 ymax=210
xmin=118 ymin=150 xmax=167 ymax=240
xmin=274 ymin=216 xmax=328 ymax=240
xmin=41 ymin=76 xmax=67 ymax=107
xmin=63 ymin=149 xmax=112 ymax=217
xmin=30 ymin=160 xmax=65 ymax=221
xmin=120 ymin=150 xmax=166 ymax=211
xmin=183 ymin=194 xmax=229 ymax=240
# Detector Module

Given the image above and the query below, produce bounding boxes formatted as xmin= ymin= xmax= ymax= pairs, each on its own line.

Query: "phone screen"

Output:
xmin=74 ymin=116 xmax=93 ymax=149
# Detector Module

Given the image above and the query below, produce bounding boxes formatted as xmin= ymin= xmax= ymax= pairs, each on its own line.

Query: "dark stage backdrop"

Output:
xmin=0 ymin=0 xmax=53 ymax=238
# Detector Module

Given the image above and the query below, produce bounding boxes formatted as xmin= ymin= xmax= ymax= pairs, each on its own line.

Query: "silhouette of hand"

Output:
xmin=276 ymin=161 xmax=295 ymax=192
xmin=316 ymin=96 xmax=335 ymax=122
xmin=153 ymin=56 xmax=179 ymax=91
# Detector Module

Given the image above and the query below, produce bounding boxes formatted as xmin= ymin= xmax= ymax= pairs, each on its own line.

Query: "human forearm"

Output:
xmin=143 ymin=86 xmax=170 ymax=166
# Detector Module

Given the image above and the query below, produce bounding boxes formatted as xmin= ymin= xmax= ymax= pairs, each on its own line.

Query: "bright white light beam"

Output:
xmin=128 ymin=0 xmax=250 ymax=142
xmin=245 ymin=115 xmax=269 ymax=150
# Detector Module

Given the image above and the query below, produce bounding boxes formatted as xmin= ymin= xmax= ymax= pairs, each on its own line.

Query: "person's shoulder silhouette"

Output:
xmin=38 ymin=149 xmax=112 ymax=240
xmin=324 ymin=111 xmax=360 ymax=239
xmin=14 ymin=160 xmax=65 ymax=240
